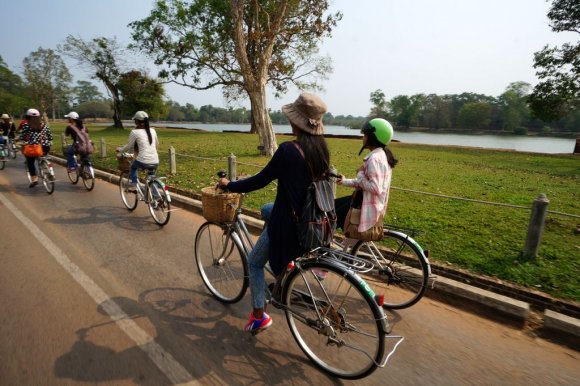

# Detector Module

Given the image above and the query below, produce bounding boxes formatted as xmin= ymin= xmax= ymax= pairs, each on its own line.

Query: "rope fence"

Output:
xmin=72 ymin=135 xmax=576 ymax=260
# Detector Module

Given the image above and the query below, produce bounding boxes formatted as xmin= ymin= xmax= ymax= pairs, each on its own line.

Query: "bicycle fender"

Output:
xmin=387 ymin=230 xmax=431 ymax=276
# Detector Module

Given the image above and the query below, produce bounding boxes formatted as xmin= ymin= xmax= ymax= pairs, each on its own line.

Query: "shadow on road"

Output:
xmin=46 ymin=205 xmax=165 ymax=232
xmin=54 ymin=288 xmax=342 ymax=385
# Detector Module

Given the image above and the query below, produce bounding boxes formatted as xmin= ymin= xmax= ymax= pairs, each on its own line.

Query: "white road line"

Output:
xmin=0 ymin=192 xmax=206 ymax=386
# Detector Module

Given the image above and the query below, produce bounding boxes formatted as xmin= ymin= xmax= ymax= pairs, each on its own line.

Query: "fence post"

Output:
xmin=169 ymin=146 xmax=176 ymax=175
xmin=522 ymin=193 xmax=549 ymax=261
xmin=61 ymin=133 xmax=67 ymax=156
xmin=329 ymin=165 xmax=338 ymax=198
xmin=100 ymin=137 xmax=107 ymax=158
xmin=228 ymin=153 xmax=237 ymax=181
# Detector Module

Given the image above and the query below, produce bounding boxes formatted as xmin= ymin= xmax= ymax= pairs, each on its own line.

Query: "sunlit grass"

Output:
xmin=49 ymin=122 xmax=580 ymax=301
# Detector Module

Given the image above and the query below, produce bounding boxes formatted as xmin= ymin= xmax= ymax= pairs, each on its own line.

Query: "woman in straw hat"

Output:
xmin=218 ymin=92 xmax=331 ymax=334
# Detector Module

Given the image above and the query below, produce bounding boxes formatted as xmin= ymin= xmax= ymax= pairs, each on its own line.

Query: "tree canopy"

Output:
xmin=529 ymin=0 xmax=579 ymax=122
xmin=130 ymin=0 xmax=341 ymax=155
xmin=22 ymin=48 xmax=72 ymax=120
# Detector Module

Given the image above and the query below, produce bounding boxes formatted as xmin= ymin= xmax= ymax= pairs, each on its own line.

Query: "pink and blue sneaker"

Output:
xmin=244 ymin=311 xmax=272 ymax=335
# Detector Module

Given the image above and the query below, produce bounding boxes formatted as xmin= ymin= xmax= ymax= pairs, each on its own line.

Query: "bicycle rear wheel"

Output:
xmin=283 ymin=260 xmax=386 ymax=379
xmin=195 ymin=222 xmax=248 ymax=303
xmin=147 ymin=180 xmax=170 ymax=226
xmin=352 ymin=231 xmax=429 ymax=309
xmin=67 ymin=157 xmax=79 ymax=184
xmin=119 ymin=171 xmax=138 ymax=211
xmin=39 ymin=160 xmax=54 ymax=194
xmin=81 ymin=164 xmax=95 ymax=191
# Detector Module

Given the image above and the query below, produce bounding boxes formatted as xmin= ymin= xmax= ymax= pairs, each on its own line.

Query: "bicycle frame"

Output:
xmin=218 ymin=196 xmax=404 ymax=368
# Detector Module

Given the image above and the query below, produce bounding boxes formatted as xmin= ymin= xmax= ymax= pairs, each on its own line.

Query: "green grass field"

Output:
xmin=50 ymin=123 xmax=580 ymax=302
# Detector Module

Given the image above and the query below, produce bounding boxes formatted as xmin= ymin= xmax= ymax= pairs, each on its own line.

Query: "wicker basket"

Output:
xmin=201 ymin=187 xmax=240 ymax=223
xmin=117 ymin=154 xmax=133 ymax=172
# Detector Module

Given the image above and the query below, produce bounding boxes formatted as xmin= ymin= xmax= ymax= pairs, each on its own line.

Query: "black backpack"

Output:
xmin=291 ymin=142 xmax=337 ymax=250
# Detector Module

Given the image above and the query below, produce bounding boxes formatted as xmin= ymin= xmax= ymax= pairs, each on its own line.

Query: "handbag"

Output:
xmin=343 ymin=191 xmax=384 ymax=242
xmin=23 ymin=144 xmax=43 ymax=157
xmin=23 ymin=126 xmax=44 ymax=158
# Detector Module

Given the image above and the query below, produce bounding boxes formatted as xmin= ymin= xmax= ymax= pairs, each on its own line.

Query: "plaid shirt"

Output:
xmin=341 ymin=148 xmax=391 ymax=232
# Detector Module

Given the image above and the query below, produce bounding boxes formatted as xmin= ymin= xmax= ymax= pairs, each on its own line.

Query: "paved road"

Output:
xmin=0 ymin=157 xmax=578 ymax=385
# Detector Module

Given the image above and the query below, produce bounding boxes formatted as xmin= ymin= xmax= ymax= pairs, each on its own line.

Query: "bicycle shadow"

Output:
xmin=137 ymin=287 xmax=337 ymax=385
xmin=54 ymin=289 xmax=342 ymax=385
xmin=46 ymin=205 xmax=166 ymax=232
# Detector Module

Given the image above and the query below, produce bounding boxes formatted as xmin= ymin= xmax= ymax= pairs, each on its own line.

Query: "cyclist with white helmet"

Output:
xmin=116 ymin=111 xmax=159 ymax=188
xmin=335 ymin=118 xmax=398 ymax=235
xmin=19 ymin=108 xmax=53 ymax=187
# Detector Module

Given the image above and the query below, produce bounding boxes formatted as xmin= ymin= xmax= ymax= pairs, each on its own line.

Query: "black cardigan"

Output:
xmin=226 ymin=141 xmax=309 ymax=276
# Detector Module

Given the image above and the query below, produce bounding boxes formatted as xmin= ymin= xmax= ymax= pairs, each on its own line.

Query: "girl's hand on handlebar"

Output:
xmin=336 ymin=174 xmax=345 ymax=185
xmin=217 ymin=177 xmax=230 ymax=190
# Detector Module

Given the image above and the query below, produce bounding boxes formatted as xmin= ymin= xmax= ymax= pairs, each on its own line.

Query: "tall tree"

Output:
xmin=130 ymin=0 xmax=342 ymax=156
xmin=529 ymin=0 xmax=579 ymax=121
xmin=498 ymin=81 xmax=531 ymax=131
xmin=59 ymin=36 xmax=127 ymax=128
xmin=73 ymin=80 xmax=104 ymax=105
xmin=22 ymin=48 xmax=72 ymax=120
xmin=117 ymin=70 xmax=167 ymax=119
xmin=0 ymin=56 xmax=31 ymax=115
xmin=369 ymin=89 xmax=388 ymax=117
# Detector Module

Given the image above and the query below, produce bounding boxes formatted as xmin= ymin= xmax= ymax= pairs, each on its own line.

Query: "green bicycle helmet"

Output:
xmin=361 ymin=118 xmax=394 ymax=146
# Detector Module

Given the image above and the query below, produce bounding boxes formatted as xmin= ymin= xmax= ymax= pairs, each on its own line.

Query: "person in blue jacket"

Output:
xmin=218 ymin=93 xmax=331 ymax=334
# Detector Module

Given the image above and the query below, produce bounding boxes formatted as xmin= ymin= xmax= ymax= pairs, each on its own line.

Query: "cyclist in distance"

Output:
xmin=64 ymin=111 xmax=90 ymax=172
xmin=218 ymin=93 xmax=331 ymax=334
xmin=334 ymin=118 xmax=398 ymax=237
xmin=19 ymin=108 xmax=53 ymax=187
xmin=116 ymin=111 xmax=159 ymax=188
xmin=1 ymin=113 xmax=16 ymax=140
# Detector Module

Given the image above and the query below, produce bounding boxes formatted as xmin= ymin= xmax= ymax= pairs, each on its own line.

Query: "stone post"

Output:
xmin=169 ymin=146 xmax=176 ymax=175
xmin=228 ymin=153 xmax=237 ymax=181
xmin=100 ymin=137 xmax=107 ymax=158
xmin=523 ymin=193 xmax=550 ymax=261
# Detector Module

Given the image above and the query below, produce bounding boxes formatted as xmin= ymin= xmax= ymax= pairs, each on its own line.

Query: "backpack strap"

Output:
xmin=292 ymin=141 xmax=317 ymax=181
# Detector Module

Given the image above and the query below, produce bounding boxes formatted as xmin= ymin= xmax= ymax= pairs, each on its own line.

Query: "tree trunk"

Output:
xmin=249 ymin=90 xmax=277 ymax=156
xmin=112 ymin=97 xmax=123 ymax=129
xmin=574 ymin=137 xmax=580 ymax=154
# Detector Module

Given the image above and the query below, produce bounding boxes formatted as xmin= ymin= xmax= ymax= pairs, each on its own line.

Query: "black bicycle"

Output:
xmin=194 ymin=172 xmax=403 ymax=379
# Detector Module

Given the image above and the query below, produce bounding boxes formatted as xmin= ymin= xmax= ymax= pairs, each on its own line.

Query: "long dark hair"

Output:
xmin=137 ymin=118 xmax=153 ymax=145
xmin=364 ymin=133 xmax=398 ymax=168
xmin=73 ymin=118 xmax=84 ymax=130
xmin=295 ymin=128 xmax=330 ymax=180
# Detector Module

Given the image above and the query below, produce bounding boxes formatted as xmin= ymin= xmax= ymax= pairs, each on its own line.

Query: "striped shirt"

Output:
xmin=341 ymin=148 xmax=391 ymax=232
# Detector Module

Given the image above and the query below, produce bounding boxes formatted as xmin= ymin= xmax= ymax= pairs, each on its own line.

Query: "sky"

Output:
xmin=0 ymin=0 xmax=575 ymax=117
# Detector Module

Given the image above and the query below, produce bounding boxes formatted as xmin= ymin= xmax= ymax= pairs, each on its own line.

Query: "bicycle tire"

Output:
xmin=67 ymin=167 xmax=79 ymax=184
xmin=283 ymin=259 xmax=386 ymax=379
xmin=0 ymin=159 xmax=5 ymax=170
xmin=147 ymin=180 xmax=170 ymax=226
xmin=195 ymin=221 xmax=248 ymax=303
xmin=81 ymin=164 xmax=95 ymax=191
xmin=351 ymin=230 xmax=429 ymax=309
xmin=119 ymin=171 xmax=138 ymax=211
xmin=39 ymin=160 xmax=54 ymax=194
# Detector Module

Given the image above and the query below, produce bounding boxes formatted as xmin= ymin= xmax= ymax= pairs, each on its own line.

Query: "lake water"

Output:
xmin=115 ymin=121 xmax=577 ymax=154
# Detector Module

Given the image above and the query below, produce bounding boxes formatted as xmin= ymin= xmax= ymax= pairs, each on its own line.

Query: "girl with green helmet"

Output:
xmin=335 ymin=118 xmax=398 ymax=235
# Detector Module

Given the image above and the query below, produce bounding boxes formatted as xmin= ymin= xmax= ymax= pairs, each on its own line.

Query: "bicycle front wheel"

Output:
xmin=81 ymin=164 xmax=95 ymax=191
xmin=39 ymin=160 xmax=54 ymax=194
xmin=283 ymin=260 xmax=386 ymax=379
xmin=195 ymin=222 xmax=248 ymax=303
xmin=352 ymin=231 xmax=429 ymax=309
xmin=119 ymin=171 xmax=138 ymax=211
xmin=148 ymin=180 xmax=170 ymax=226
